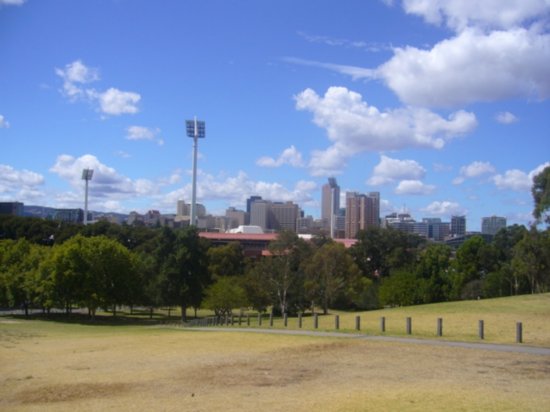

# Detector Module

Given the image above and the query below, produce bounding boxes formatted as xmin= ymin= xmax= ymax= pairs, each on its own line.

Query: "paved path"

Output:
xmin=182 ymin=327 xmax=550 ymax=356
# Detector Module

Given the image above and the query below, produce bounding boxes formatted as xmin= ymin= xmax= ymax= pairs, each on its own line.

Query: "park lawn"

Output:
xmin=1 ymin=318 xmax=550 ymax=411
xmin=256 ymin=293 xmax=550 ymax=347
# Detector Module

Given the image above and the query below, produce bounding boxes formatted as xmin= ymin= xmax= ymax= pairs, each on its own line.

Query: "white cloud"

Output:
xmin=126 ymin=126 xmax=163 ymax=145
xmin=378 ymin=28 xmax=550 ymax=107
xmin=0 ymin=164 xmax=44 ymax=201
xmin=49 ymin=154 xmax=157 ymax=200
xmin=0 ymin=0 xmax=26 ymax=6
xmin=394 ymin=180 xmax=435 ymax=195
xmin=368 ymin=155 xmax=426 ymax=185
xmin=401 ymin=0 xmax=550 ymax=32
xmin=295 ymin=87 xmax=477 ymax=176
xmin=0 ymin=114 xmax=9 ymax=128
xmin=256 ymin=145 xmax=304 ymax=168
xmin=56 ymin=60 xmax=141 ymax=116
xmin=492 ymin=162 xmax=550 ymax=191
xmin=164 ymin=171 xmax=317 ymax=209
xmin=453 ymin=161 xmax=496 ymax=184
xmin=495 ymin=111 xmax=519 ymax=124
xmin=422 ymin=200 xmax=466 ymax=217
xmin=284 ymin=57 xmax=375 ymax=80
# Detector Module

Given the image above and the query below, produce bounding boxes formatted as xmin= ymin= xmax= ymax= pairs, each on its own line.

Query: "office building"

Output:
xmin=271 ymin=201 xmax=299 ymax=232
xmin=0 ymin=202 xmax=24 ymax=216
xmin=321 ymin=177 xmax=340 ymax=237
xmin=451 ymin=215 xmax=466 ymax=236
xmin=225 ymin=207 xmax=247 ymax=229
xmin=345 ymin=191 xmax=380 ymax=239
xmin=481 ymin=216 xmax=507 ymax=235
xmin=250 ymin=200 xmax=271 ymax=231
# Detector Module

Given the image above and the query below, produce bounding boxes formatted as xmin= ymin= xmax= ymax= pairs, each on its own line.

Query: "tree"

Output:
xmin=379 ymin=268 xmax=421 ymax=307
xmin=202 ymin=276 xmax=247 ymax=318
xmin=532 ymin=165 xmax=550 ymax=225
xmin=304 ymin=241 xmax=362 ymax=314
xmin=155 ymin=227 xmax=210 ymax=321
xmin=512 ymin=228 xmax=550 ymax=294
xmin=414 ymin=243 xmax=452 ymax=303
xmin=207 ymin=242 xmax=245 ymax=279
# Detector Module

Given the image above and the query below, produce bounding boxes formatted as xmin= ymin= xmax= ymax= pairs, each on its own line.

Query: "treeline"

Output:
xmin=1 ymin=214 xmax=549 ymax=319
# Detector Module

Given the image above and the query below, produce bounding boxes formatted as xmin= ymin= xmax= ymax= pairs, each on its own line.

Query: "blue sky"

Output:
xmin=1 ymin=0 xmax=549 ymax=231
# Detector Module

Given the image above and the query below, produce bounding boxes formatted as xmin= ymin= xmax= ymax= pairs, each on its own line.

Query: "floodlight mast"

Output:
xmin=81 ymin=168 xmax=94 ymax=225
xmin=185 ymin=117 xmax=205 ymax=227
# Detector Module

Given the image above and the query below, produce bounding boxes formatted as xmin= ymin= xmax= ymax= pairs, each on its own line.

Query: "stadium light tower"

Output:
xmin=81 ymin=168 xmax=94 ymax=225
xmin=185 ymin=117 xmax=205 ymax=227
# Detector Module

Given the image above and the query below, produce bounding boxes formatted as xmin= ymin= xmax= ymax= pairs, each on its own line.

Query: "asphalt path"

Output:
xmin=182 ymin=327 xmax=550 ymax=356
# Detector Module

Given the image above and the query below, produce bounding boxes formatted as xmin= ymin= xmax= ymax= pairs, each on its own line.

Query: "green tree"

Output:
xmin=414 ymin=243 xmax=452 ymax=303
xmin=207 ymin=242 xmax=245 ymax=279
xmin=379 ymin=268 xmax=421 ymax=307
xmin=202 ymin=276 xmax=248 ymax=318
xmin=512 ymin=228 xmax=550 ymax=294
xmin=532 ymin=165 xmax=550 ymax=225
xmin=304 ymin=241 xmax=362 ymax=314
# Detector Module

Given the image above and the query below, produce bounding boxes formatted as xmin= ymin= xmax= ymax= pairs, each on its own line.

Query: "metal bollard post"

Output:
xmin=247 ymin=314 xmax=250 ymax=326
xmin=406 ymin=317 xmax=412 ymax=335
xmin=437 ymin=318 xmax=443 ymax=337
xmin=479 ymin=320 xmax=484 ymax=340
xmin=269 ymin=313 xmax=273 ymax=327
xmin=516 ymin=322 xmax=523 ymax=343
xmin=258 ymin=313 xmax=262 ymax=326
xmin=284 ymin=313 xmax=288 ymax=327
xmin=298 ymin=313 xmax=302 ymax=328
xmin=355 ymin=315 xmax=361 ymax=331
xmin=335 ymin=315 xmax=340 ymax=330
xmin=380 ymin=316 xmax=386 ymax=332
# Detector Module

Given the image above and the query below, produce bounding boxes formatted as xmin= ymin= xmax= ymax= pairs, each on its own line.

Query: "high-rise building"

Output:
xmin=250 ymin=200 xmax=271 ymax=231
xmin=345 ymin=191 xmax=380 ymax=238
xmin=451 ymin=215 xmax=466 ymax=236
xmin=225 ymin=207 xmax=247 ymax=229
xmin=0 ymin=202 xmax=24 ymax=216
xmin=481 ymin=216 xmax=507 ymax=235
xmin=271 ymin=201 xmax=299 ymax=232
xmin=321 ymin=177 xmax=340 ymax=237
xmin=177 ymin=200 xmax=205 ymax=218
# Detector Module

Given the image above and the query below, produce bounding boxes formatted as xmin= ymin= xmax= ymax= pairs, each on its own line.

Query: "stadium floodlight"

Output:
xmin=81 ymin=168 xmax=94 ymax=225
xmin=185 ymin=117 xmax=205 ymax=227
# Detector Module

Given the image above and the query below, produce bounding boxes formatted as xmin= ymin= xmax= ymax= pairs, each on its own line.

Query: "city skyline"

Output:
xmin=1 ymin=1 xmax=549 ymax=231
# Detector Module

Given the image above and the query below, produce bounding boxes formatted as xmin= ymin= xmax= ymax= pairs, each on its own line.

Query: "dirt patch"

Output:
xmin=15 ymin=382 xmax=132 ymax=404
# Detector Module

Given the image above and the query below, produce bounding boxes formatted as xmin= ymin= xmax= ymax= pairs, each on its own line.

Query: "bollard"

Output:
xmin=314 ymin=313 xmax=319 ymax=329
xmin=284 ymin=313 xmax=288 ymax=327
xmin=247 ymin=314 xmax=250 ymax=326
xmin=406 ymin=317 xmax=412 ymax=335
xmin=380 ymin=316 xmax=386 ymax=333
xmin=298 ymin=313 xmax=303 ymax=328
xmin=516 ymin=322 xmax=523 ymax=343
xmin=335 ymin=315 xmax=340 ymax=330
xmin=269 ymin=313 xmax=273 ymax=327
xmin=355 ymin=315 xmax=361 ymax=331
xmin=437 ymin=318 xmax=443 ymax=337
xmin=238 ymin=315 xmax=242 ymax=326
xmin=258 ymin=313 xmax=262 ymax=326
xmin=478 ymin=320 xmax=484 ymax=340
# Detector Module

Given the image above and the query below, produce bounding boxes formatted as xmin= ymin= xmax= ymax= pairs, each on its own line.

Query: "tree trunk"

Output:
xmin=181 ymin=303 xmax=187 ymax=322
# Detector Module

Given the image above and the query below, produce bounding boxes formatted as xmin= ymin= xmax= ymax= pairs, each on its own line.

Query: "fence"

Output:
xmin=185 ymin=313 xmax=526 ymax=344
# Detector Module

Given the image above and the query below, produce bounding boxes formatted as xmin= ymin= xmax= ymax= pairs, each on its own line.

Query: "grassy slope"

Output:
xmin=249 ymin=293 xmax=550 ymax=347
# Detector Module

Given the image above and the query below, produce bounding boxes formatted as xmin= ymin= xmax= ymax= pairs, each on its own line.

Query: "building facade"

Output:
xmin=321 ymin=177 xmax=340 ymax=237
xmin=451 ymin=215 xmax=466 ymax=236
xmin=481 ymin=216 xmax=507 ymax=235
xmin=345 ymin=191 xmax=380 ymax=239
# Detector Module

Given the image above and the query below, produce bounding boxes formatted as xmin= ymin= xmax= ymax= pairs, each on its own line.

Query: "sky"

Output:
xmin=1 ymin=0 xmax=549 ymax=231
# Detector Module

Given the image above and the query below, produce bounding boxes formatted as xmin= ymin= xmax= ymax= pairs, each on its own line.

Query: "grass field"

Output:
xmin=1 ymin=294 xmax=549 ymax=411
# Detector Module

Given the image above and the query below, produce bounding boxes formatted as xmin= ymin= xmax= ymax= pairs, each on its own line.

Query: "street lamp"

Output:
xmin=81 ymin=168 xmax=94 ymax=225
xmin=185 ymin=117 xmax=205 ymax=227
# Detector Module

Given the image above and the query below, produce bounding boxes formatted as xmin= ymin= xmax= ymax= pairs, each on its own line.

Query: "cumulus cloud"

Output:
xmin=422 ymin=200 xmax=466 ymax=217
xmin=0 ymin=114 xmax=9 ymax=128
xmin=295 ymin=87 xmax=476 ymax=176
xmin=126 ymin=126 xmax=163 ymax=145
xmin=401 ymin=0 xmax=550 ymax=32
xmin=368 ymin=155 xmax=426 ymax=185
xmin=453 ymin=161 xmax=496 ymax=184
xmin=0 ymin=164 xmax=44 ymax=201
xmin=55 ymin=60 xmax=141 ymax=116
xmin=495 ymin=111 xmax=519 ymax=124
xmin=378 ymin=28 xmax=550 ymax=107
xmin=256 ymin=145 xmax=304 ymax=168
xmin=395 ymin=180 xmax=435 ymax=195
xmin=49 ymin=154 xmax=157 ymax=200
xmin=164 ymin=171 xmax=317 ymax=209
xmin=492 ymin=162 xmax=550 ymax=191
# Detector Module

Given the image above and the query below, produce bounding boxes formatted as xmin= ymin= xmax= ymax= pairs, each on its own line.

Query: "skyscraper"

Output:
xmin=345 ymin=191 xmax=380 ymax=238
xmin=451 ymin=215 xmax=466 ymax=236
xmin=322 ymin=177 xmax=340 ymax=237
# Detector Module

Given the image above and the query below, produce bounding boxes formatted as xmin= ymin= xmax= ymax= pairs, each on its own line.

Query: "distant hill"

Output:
xmin=23 ymin=205 xmax=129 ymax=223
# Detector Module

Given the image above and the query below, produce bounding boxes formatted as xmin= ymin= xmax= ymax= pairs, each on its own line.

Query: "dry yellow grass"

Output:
xmin=1 ymin=319 xmax=549 ymax=411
